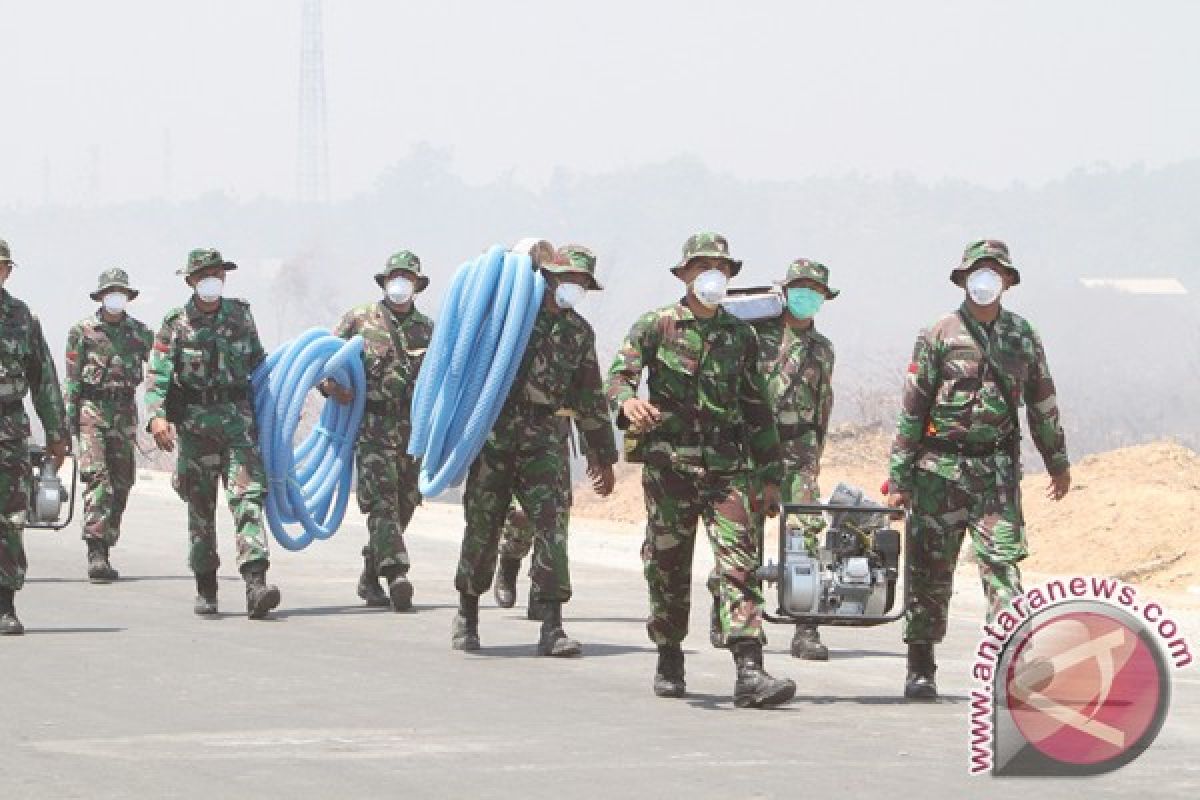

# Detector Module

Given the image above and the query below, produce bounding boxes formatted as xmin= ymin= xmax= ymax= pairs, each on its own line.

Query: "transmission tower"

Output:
xmin=297 ymin=0 xmax=330 ymax=204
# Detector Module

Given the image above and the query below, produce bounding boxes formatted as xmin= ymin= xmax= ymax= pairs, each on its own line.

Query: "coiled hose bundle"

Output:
xmin=252 ymin=328 xmax=367 ymax=550
xmin=408 ymin=245 xmax=545 ymax=497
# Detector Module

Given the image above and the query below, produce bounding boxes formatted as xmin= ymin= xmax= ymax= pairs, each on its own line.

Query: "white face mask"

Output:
xmin=195 ymin=276 xmax=224 ymax=302
xmin=966 ymin=268 xmax=1004 ymax=306
xmin=692 ymin=268 xmax=728 ymax=308
xmin=554 ymin=282 xmax=585 ymax=310
xmin=102 ymin=292 xmax=128 ymax=314
xmin=385 ymin=276 xmax=414 ymax=306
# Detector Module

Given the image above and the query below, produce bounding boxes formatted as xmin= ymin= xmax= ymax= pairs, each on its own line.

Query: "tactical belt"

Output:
xmin=651 ymin=428 xmax=740 ymax=448
xmin=177 ymin=385 xmax=249 ymax=407
xmin=80 ymin=387 xmax=136 ymax=403
xmin=922 ymin=433 xmax=1016 ymax=458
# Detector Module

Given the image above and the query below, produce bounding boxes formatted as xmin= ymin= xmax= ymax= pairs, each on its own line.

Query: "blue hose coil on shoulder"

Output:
xmin=408 ymin=246 xmax=545 ymax=497
xmin=252 ymin=328 xmax=366 ymax=551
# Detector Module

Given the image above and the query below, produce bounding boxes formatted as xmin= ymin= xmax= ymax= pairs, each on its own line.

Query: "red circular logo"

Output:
xmin=1005 ymin=609 xmax=1165 ymax=768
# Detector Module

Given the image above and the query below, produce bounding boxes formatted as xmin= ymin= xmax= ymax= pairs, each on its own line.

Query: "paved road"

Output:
xmin=4 ymin=473 xmax=1198 ymax=799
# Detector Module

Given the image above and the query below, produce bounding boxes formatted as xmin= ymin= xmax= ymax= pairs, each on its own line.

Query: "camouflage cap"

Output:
xmin=671 ymin=231 xmax=743 ymax=277
xmin=951 ymin=239 xmax=1021 ymax=287
xmin=783 ymin=258 xmax=839 ymax=299
xmin=0 ymin=238 xmax=14 ymax=266
xmin=176 ymin=248 xmax=238 ymax=277
xmin=375 ymin=249 xmax=429 ymax=292
xmin=542 ymin=244 xmax=603 ymax=291
xmin=89 ymin=267 xmax=140 ymax=301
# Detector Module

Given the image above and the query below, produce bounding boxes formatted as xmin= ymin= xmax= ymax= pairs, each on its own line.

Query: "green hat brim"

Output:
xmin=90 ymin=285 xmax=139 ymax=302
xmin=783 ymin=278 xmax=840 ymax=300
xmin=177 ymin=261 xmax=238 ymax=277
xmin=671 ymin=254 xmax=743 ymax=279
xmin=950 ymin=257 xmax=1021 ymax=287
xmin=540 ymin=264 xmax=602 ymax=291
xmin=375 ymin=268 xmax=430 ymax=293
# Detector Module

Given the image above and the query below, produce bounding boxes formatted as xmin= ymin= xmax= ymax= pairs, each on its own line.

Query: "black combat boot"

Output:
xmin=731 ymin=638 xmax=797 ymax=709
xmin=493 ymin=556 xmax=520 ymax=609
xmin=0 ymin=587 xmax=24 ymax=635
xmin=242 ymin=563 xmax=281 ymax=620
xmin=356 ymin=547 xmax=389 ymax=608
xmin=791 ymin=624 xmax=829 ymax=661
xmin=904 ymin=642 xmax=938 ymax=700
xmin=86 ymin=539 xmax=118 ymax=584
xmin=379 ymin=565 xmax=413 ymax=612
xmin=536 ymin=600 xmax=582 ymax=657
xmin=193 ymin=571 xmax=219 ymax=616
xmin=451 ymin=591 xmax=481 ymax=651
xmin=653 ymin=644 xmax=686 ymax=698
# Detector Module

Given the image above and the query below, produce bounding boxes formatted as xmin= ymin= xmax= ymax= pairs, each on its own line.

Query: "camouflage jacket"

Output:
xmin=333 ymin=301 xmax=433 ymax=450
xmin=889 ymin=304 xmax=1069 ymax=491
xmin=496 ymin=307 xmax=618 ymax=467
xmin=607 ymin=301 xmax=783 ymax=482
xmin=755 ymin=317 xmax=834 ymax=474
xmin=0 ymin=289 xmax=69 ymax=453
xmin=64 ymin=311 xmax=154 ymax=435
xmin=145 ymin=297 xmax=266 ymax=442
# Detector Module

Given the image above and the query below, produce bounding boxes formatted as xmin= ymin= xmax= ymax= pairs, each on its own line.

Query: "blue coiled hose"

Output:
xmin=252 ymin=328 xmax=367 ymax=551
xmin=409 ymin=245 xmax=545 ymax=497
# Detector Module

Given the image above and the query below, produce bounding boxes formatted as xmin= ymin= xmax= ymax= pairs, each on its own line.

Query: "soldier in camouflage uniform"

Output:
xmin=493 ymin=415 xmax=583 ymax=621
xmin=749 ymin=259 xmax=838 ymax=660
xmin=0 ymin=239 xmax=71 ymax=635
xmin=453 ymin=245 xmax=617 ymax=658
xmin=322 ymin=251 xmax=433 ymax=612
xmin=888 ymin=239 xmax=1071 ymax=699
xmin=63 ymin=268 xmax=154 ymax=584
xmin=607 ymin=232 xmax=796 ymax=708
xmin=146 ymin=249 xmax=281 ymax=620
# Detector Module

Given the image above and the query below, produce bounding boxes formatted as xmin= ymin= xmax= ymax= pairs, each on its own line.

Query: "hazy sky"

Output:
xmin=4 ymin=0 xmax=1199 ymax=205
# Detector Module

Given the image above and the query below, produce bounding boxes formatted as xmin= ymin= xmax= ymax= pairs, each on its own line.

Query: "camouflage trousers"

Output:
xmin=904 ymin=466 xmax=1026 ymax=644
xmin=643 ymin=464 xmax=764 ymax=647
xmin=0 ymin=445 xmax=31 ymax=591
xmin=457 ymin=416 xmax=572 ymax=603
xmin=497 ymin=470 xmax=575 ymax=565
xmin=78 ymin=406 xmax=137 ymax=546
xmin=356 ymin=443 xmax=421 ymax=573
xmin=710 ymin=466 xmax=822 ymax=614
xmin=173 ymin=431 xmax=269 ymax=575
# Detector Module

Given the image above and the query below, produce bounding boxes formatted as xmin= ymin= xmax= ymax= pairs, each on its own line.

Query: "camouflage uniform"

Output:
xmin=456 ymin=261 xmax=617 ymax=608
xmin=749 ymin=259 xmax=838 ymax=657
xmin=494 ymin=415 xmax=581 ymax=616
xmin=145 ymin=251 xmax=271 ymax=581
xmin=64 ymin=269 xmax=153 ymax=564
xmin=0 ymin=241 xmax=70 ymax=604
xmin=889 ymin=241 xmax=1069 ymax=647
xmin=332 ymin=251 xmax=433 ymax=608
xmin=607 ymin=235 xmax=784 ymax=649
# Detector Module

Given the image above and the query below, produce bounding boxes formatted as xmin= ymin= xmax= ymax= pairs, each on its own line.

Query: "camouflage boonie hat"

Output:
xmin=89 ymin=267 xmax=140 ymax=301
xmin=951 ymin=239 xmax=1021 ymax=287
xmin=0 ymin=238 xmax=13 ymax=266
xmin=784 ymin=258 xmax=839 ymax=299
xmin=375 ymin=250 xmax=429 ymax=292
xmin=671 ymin=231 xmax=743 ymax=278
xmin=176 ymin=248 xmax=238 ymax=277
xmin=542 ymin=244 xmax=603 ymax=291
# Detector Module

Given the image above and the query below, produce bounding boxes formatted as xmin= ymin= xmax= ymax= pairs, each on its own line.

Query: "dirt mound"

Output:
xmin=1022 ymin=440 xmax=1200 ymax=593
xmin=573 ymin=430 xmax=1200 ymax=596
